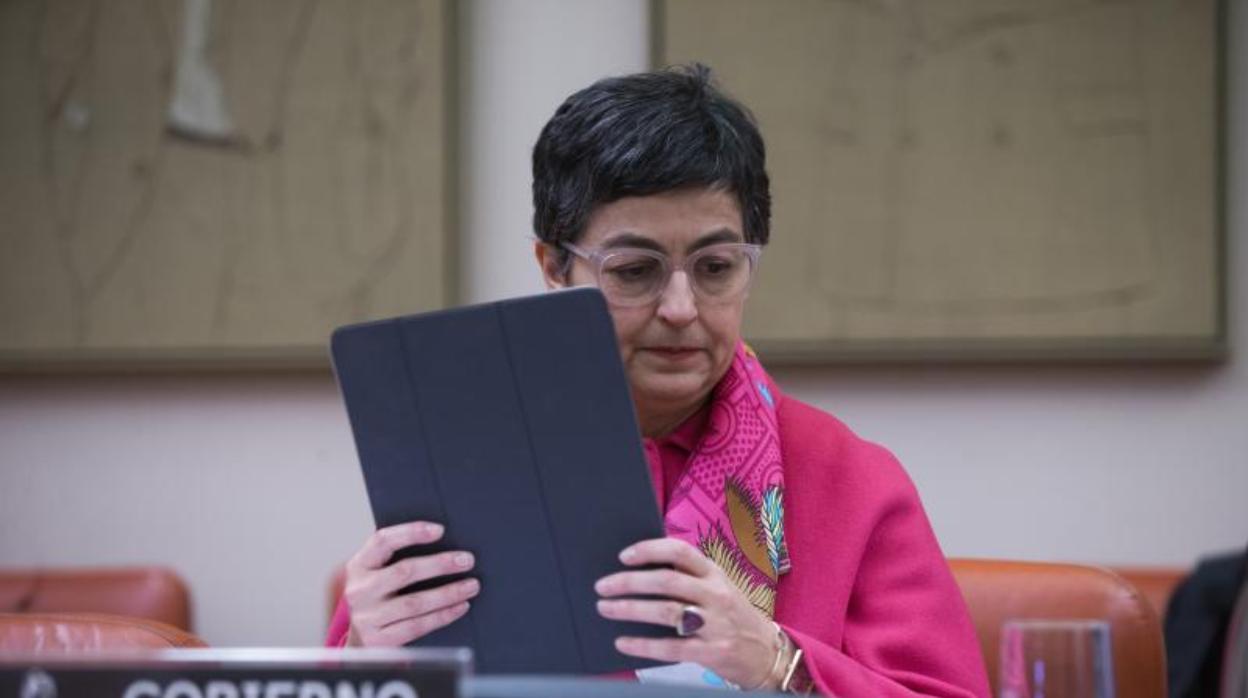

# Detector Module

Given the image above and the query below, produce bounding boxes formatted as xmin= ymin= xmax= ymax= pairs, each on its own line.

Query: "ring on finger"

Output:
xmin=675 ymin=604 xmax=705 ymax=637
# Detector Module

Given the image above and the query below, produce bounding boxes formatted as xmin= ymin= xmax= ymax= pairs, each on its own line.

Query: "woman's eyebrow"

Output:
xmin=687 ymin=228 xmax=743 ymax=252
xmin=598 ymin=228 xmax=743 ymax=252
xmin=599 ymin=233 xmax=664 ymax=251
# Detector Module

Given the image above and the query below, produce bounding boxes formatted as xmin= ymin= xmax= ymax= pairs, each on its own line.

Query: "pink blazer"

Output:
xmin=772 ymin=395 xmax=990 ymax=697
xmin=327 ymin=393 xmax=991 ymax=697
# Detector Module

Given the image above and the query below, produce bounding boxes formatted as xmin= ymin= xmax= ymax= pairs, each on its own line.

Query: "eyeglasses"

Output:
xmin=561 ymin=241 xmax=762 ymax=307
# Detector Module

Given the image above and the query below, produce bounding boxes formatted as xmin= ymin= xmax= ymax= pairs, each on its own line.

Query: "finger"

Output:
xmin=346 ymin=550 xmax=475 ymax=608
xmin=362 ymin=602 xmax=472 ymax=647
xmin=620 ymin=538 xmax=714 ymax=577
xmin=366 ymin=578 xmax=481 ymax=628
xmin=351 ymin=522 xmax=445 ymax=571
xmin=595 ymin=568 xmax=704 ymax=602
xmin=377 ymin=550 xmax=476 ymax=597
xmin=597 ymin=598 xmax=686 ymax=630
xmin=614 ymin=636 xmax=707 ymax=665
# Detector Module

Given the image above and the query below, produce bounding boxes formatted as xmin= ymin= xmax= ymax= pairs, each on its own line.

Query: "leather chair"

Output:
xmin=951 ymin=559 xmax=1167 ymax=698
xmin=1112 ymin=565 xmax=1187 ymax=619
xmin=0 ymin=567 xmax=193 ymax=632
xmin=0 ymin=612 xmax=206 ymax=652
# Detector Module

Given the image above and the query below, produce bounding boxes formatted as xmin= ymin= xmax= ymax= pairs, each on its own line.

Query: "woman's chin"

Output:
xmin=632 ymin=372 xmax=712 ymax=412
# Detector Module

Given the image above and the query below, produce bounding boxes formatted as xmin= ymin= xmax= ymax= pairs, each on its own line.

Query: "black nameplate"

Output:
xmin=0 ymin=650 xmax=466 ymax=698
xmin=1 ymin=667 xmax=453 ymax=698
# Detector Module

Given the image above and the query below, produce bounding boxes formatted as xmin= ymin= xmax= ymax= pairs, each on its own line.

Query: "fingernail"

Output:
xmin=425 ymin=523 xmax=444 ymax=536
xmin=596 ymin=600 xmax=611 ymax=616
xmin=463 ymin=579 xmax=480 ymax=595
xmin=619 ymin=547 xmax=637 ymax=562
xmin=454 ymin=552 xmax=474 ymax=568
xmin=594 ymin=578 xmax=610 ymax=594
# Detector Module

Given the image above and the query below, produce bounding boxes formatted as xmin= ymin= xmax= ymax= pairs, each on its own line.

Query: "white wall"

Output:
xmin=1 ymin=0 xmax=1244 ymax=648
xmin=460 ymin=0 xmax=650 ymax=303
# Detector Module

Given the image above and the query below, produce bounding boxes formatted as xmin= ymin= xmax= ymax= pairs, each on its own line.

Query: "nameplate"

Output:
xmin=0 ymin=648 xmax=468 ymax=698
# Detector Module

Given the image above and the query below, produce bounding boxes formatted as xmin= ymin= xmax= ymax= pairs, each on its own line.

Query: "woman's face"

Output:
xmin=538 ymin=187 xmax=749 ymax=435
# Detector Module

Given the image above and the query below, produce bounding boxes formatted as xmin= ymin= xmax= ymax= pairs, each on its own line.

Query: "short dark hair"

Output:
xmin=531 ymin=64 xmax=771 ymax=254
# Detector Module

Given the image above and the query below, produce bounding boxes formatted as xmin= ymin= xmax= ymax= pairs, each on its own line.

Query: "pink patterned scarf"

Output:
xmin=661 ymin=342 xmax=790 ymax=617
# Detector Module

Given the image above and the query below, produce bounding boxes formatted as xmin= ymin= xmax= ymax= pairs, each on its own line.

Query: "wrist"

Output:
xmin=747 ymin=622 xmax=791 ymax=691
xmin=750 ymin=623 xmax=813 ymax=694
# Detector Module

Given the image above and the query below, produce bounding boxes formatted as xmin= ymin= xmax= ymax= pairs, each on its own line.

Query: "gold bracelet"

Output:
xmin=779 ymin=646 xmax=806 ymax=693
xmin=770 ymin=625 xmax=812 ymax=695
xmin=744 ymin=622 xmax=789 ymax=691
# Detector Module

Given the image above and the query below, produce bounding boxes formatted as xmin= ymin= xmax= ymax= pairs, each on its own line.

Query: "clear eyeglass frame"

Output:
xmin=560 ymin=240 xmax=763 ymax=308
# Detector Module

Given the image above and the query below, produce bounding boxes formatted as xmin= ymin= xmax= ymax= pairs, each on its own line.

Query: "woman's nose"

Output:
xmin=655 ymin=271 xmax=698 ymax=326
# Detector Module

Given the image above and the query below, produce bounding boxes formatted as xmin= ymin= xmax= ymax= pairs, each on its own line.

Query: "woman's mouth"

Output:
xmin=646 ymin=346 xmax=702 ymax=360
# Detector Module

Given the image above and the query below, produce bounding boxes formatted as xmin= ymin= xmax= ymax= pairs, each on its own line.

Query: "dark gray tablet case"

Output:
xmin=331 ymin=287 xmax=670 ymax=675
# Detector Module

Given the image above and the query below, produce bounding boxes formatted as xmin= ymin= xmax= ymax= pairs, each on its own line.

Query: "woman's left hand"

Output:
xmin=595 ymin=537 xmax=780 ymax=689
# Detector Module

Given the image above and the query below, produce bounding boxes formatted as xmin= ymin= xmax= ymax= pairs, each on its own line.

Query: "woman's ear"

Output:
xmin=534 ymin=241 xmax=567 ymax=290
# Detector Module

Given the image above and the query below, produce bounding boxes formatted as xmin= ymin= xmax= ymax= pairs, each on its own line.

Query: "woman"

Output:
xmin=328 ymin=65 xmax=991 ymax=698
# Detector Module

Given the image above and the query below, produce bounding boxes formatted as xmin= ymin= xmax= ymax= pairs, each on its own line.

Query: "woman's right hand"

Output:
xmin=344 ymin=521 xmax=480 ymax=646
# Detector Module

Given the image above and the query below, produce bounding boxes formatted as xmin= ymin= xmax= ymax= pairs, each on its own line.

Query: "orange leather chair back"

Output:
xmin=1112 ymin=566 xmax=1187 ymax=620
xmin=950 ymin=559 xmax=1167 ymax=698
xmin=0 ymin=613 xmax=206 ymax=652
xmin=0 ymin=567 xmax=193 ymax=632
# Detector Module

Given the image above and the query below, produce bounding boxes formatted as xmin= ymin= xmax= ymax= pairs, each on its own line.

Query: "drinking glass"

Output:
xmin=999 ymin=620 xmax=1115 ymax=698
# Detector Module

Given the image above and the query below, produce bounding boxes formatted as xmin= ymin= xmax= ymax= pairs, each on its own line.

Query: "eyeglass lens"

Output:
xmin=597 ymin=245 xmax=755 ymax=305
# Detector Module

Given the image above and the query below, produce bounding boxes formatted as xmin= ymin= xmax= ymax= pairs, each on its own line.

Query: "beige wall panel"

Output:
xmin=0 ymin=0 xmax=451 ymax=366
xmin=659 ymin=0 xmax=1221 ymax=360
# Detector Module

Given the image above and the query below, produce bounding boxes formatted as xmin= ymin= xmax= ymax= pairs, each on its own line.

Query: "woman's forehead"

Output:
xmin=580 ymin=188 xmax=744 ymax=251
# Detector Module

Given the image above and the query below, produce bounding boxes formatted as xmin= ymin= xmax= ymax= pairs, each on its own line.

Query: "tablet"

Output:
xmin=331 ymin=287 xmax=670 ymax=675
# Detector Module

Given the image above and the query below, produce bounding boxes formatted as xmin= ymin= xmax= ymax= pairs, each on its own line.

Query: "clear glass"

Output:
xmin=561 ymin=242 xmax=762 ymax=307
xmin=999 ymin=620 xmax=1115 ymax=698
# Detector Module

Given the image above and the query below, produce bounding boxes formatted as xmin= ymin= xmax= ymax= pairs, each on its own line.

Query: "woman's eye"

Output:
xmin=606 ymin=260 xmax=661 ymax=282
xmin=695 ymin=256 xmax=737 ymax=276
